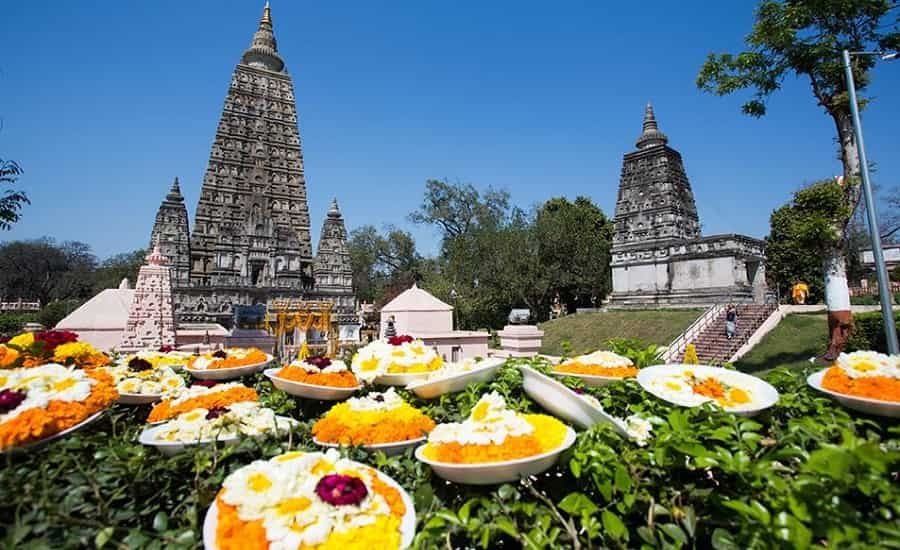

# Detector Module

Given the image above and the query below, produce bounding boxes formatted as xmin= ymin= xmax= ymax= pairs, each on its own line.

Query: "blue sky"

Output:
xmin=1 ymin=1 xmax=898 ymax=259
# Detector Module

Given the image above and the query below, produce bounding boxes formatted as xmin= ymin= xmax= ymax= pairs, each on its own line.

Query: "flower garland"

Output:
xmin=822 ymin=351 xmax=900 ymax=402
xmin=421 ymin=392 xmax=568 ymax=463
xmin=1 ymin=331 xmax=110 ymax=369
xmin=0 ymin=364 xmax=118 ymax=450
xmin=555 ymin=350 xmax=638 ymax=378
xmin=312 ymin=388 xmax=434 ymax=445
xmin=350 ymin=337 xmax=443 ymax=383
xmin=214 ymin=449 xmax=406 ymax=550
xmin=147 ymin=383 xmax=258 ymax=423
xmin=187 ymin=348 xmax=268 ymax=370
xmin=276 ymin=357 xmax=359 ymax=388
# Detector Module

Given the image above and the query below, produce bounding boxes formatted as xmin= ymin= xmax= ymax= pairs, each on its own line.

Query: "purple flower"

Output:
xmin=305 ymin=356 xmax=332 ymax=369
xmin=374 ymin=394 xmax=385 ymax=402
xmin=212 ymin=350 xmax=228 ymax=359
xmin=315 ymin=474 xmax=368 ymax=506
xmin=206 ymin=407 xmax=228 ymax=420
xmin=128 ymin=357 xmax=153 ymax=371
xmin=192 ymin=380 xmax=218 ymax=388
xmin=0 ymin=389 xmax=26 ymax=414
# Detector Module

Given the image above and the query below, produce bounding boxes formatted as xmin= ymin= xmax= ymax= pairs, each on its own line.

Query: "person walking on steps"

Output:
xmin=725 ymin=305 xmax=737 ymax=340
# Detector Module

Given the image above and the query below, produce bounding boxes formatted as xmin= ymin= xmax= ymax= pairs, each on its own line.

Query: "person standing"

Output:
xmin=725 ymin=305 xmax=737 ymax=340
xmin=383 ymin=315 xmax=397 ymax=338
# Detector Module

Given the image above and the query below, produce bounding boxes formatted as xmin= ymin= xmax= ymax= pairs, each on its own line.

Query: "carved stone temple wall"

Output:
xmin=147 ymin=3 xmax=356 ymax=329
xmin=118 ymin=245 xmax=177 ymax=352
xmin=608 ymin=104 xmax=767 ymax=307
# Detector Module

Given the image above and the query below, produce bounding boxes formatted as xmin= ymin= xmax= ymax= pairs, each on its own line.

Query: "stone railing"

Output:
xmin=661 ymin=303 xmax=725 ymax=363
xmin=0 ymin=299 xmax=41 ymax=312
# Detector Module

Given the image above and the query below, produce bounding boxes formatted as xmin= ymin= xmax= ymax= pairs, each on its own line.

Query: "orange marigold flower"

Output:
xmin=312 ymin=403 xmax=434 ymax=445
xmin=0 ymin=346 xmax=20 ymax=368
xmin=147 ymin=386 xmax=259 ymax=423
xmin=276 ymin=366 xmax=359 ymax=388
xmin=554 ymin=363 xmax=639 ymax=377
xmin=822 ymin=366 xmax=900 ymax=402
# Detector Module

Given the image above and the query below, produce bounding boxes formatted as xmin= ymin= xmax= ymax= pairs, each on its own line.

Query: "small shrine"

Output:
xmin=117 ymin=245 xmax=177 ymax=352
xmin=264 ymin=300 xmax=337 ymax=358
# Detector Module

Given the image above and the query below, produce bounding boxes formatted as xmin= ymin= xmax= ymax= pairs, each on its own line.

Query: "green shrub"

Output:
xmin=845 ymin=311 xmax=900 ymax=353
xmin=849 ymin=294 xmax=878 ymax=306
xmin=0 ymin=312 xmax=37 ymax=335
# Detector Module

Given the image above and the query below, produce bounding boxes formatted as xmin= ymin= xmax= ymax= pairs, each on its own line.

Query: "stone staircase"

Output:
xmin=676 ymin=304 xmax=777 ymax=364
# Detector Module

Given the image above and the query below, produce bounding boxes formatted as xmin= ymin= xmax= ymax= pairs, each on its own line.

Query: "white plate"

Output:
xmin=139 ymin=415 xmax=297 ymax=456
xmin=550 ymin=370 xmax=631 ymax=387
xmin=519 ymin=366 xmax=628 ymax=434
xmin=637 ymin=364 xmax=779 ymax=416
xmin=313 ymin=436 xmax=426 ymax=456
xmin=373 ymin=371 xmax=434 ymax=386
xmin=1 ymin=410 xmax=105 ymax=454
xmin=202 ymin=459 xmax=416 ymax=549
xmin=807 ymin=369 xmax=900 ymax=418
xmin=415 ymin=427 xmax=576 ymax=485
xmin=185 ymin=354 xmax=273 ymax=380
xmin=263 ymin=368 xmax=361 ymax=400
xmin=406 ymin=358 xmax=506 ymax=399
xmin=117 ymin=392 xmax=164 ymax=405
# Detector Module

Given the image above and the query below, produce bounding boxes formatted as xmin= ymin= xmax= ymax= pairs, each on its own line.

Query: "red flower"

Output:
xmin=387 ymin=335 xmax=414 ymax=346
xmin=192 ymin=380 xmax=218 ymax=388
xmin=34 ymin=330 xmax=78 ymax=351
xmin=205 ymin=407 xmax=228 ymax=420
xmin=0 ymin=389 xmax=26 ymax=414
xmin=315 ymin=474 xmax=368 ymax=506
xmin=158 ymin=345 xmax=174 ymax=353
xmin=306 ymin=356 xmax=332 ymax=369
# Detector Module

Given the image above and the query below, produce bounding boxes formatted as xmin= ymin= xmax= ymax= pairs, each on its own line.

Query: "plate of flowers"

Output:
xmin=105 ymin=357 xmax=186 ymax=405
xmin=202 ymin=448 xmax=416 ymax=550
xmin=519 ymin=365 xmax=627 ymax=432
xmin=147 ymin=381 xmax=258 ymax=423
xmin=139 ymin=401 xmax=297 ymax=456
xmin=121 ymin=348 xmax=194 ymax=371
xmin=637 ymin=364 xmax=779 ymax=416
xmin=0 ymin=363 xmax=119 ymax=452
xmin=415 ymin=391 xmax=576 ymax=485
xmin=351 ymin=336 xmax=443 ymax=386
xmin=184 ymin=348 xmax=272 ymax=380
xmin=312 ymin=388 xmax=434 ymax=456
xmin=807 ymin=351 xmax=900 ymax=418
xmin=552 ymin=350 xmax=638 ymax=387
xmin=406 ymin=357 xmax=506 ymax=399
xmin=264 ymin=356 xmax=361 ymax=400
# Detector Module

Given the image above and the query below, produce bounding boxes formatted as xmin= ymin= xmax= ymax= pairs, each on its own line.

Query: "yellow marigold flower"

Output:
xmin=7 ymin=332 xmax=34 ymax=348
xmin=0 ymin=345 xmax=20 ymax=368
xmin=53 ymin=342 xmax=100 ymax=361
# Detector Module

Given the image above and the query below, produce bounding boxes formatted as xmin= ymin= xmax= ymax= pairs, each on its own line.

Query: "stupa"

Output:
xmin=118 ymin=244 xmax=177 ymax=352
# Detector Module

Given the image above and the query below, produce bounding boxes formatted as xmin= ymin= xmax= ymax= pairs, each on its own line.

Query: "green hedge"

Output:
xmin=1 ymin=360 xmax=897 ymax=549
xmin=846 ymin=311 xmax=900 ymax=353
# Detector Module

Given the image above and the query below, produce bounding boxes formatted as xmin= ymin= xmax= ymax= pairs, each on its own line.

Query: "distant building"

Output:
xmin=147 ymin=3 xmax=356 ymax=330
xmin=609 ymin=104 xmax=767 ymax=306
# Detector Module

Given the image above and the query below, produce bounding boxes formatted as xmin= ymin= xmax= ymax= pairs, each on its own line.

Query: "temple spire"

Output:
xmin=635 ymin=102 xmax=668 ymax=149
xmin=328 ymin=198 xmax=341 ymax=217
xmin=241 ymin=2 xmax=285 ymax=72
xmin=166 ymin=177 xmax=183 ymax=201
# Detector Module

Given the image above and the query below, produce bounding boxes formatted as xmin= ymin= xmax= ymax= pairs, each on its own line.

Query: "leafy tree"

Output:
xmin=0 ymin=238 xmax=98 ymax=305
xmin=409 ymin=179 xmax=510 ymax=252
xmin=348 ymin=225 xmax=424 ymax=304
xmin=535 ymin=197 xmax=614 ymax=313
xmin=0 ymin=158 xmax=29 ymax=230
xmin=697 ymin=0 xmax=899 ymax=359
xmin=92 ymin=249 xmax=146 ymax=293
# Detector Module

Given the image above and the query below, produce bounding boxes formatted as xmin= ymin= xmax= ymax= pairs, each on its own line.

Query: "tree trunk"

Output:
xmin=819 ymin=111 xmax=863 ymax=363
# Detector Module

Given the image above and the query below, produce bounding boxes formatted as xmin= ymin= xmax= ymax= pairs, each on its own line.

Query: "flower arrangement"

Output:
xmin=408 ymin=357 xmax=496 ymax=385
xmin=276 ymin=356 xmax=359 ymax=388
xmin=822 ymin=351 xmax=900 ymax=402
xmin=121 ymin=349 xmax=193 ymax=370
xmin=147 ymin=382 xmax=258 ymax=423
xmin=350 ymin=337 xmax=443 ymax=383
xmin=213 ymin=449 xmax=408 ymax=550
xmin=187 ymin=348 xmax=269 ymax=370
xmin=555 ymin=350 xmax=639 ymax=378
xmin=0 ymin=363 xmax=118 ymax=450
xmin=649 ymin=369 xmax=753 ymax=409
xmin=103 ymin=359 xmax=185 ymax=397
xmin=1 ymin=331 xmax=110 ymax=369
xmin=420 ymin=392 xmax=569 ymax=463
xmin=312 ymin=388 xmax=434 ymax=445
xmin=152 ymin=401 xmax=295 ymax=443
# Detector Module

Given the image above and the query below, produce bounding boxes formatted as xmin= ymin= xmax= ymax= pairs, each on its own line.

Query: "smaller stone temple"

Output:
xmin=609 ymin=104 xmax=767 ymax=306
xmin=118 ymin=244 xmax=177 ymax=351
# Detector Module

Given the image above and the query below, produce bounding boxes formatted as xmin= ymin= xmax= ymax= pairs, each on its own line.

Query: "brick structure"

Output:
xmin=148 ymin=3 xmax=356 ymax=329
xmin=609 ymin=104 xmax=767 ymax=306
xmin=118 ymin=245 xmax=177 ymax=352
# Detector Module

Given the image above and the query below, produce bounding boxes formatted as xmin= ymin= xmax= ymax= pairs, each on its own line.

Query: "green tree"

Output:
xmin=697 ymin=0 xmax=899 ymax=358
xmin=0 ymin=159 xmax=29 ymax=230
xmin=92 ymin=249 xmax=146 ymax=293
xmin=409 ymin=179 xmax=510 ymax=252
xmin=348 ymin=225 xmax=424 ymax=304
xmin=535 ymin=196 xmax=614 ymax=313
xmin=0 ymin=238 xmax=97 ymax=305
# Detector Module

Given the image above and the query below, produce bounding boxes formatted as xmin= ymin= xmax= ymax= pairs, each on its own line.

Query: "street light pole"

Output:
xmin=841 ymin=49 xmax=899 ymax=354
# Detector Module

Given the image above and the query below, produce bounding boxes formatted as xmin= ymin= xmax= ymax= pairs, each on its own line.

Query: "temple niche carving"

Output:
xmin=148 ymin=3 xmax=356 ymax=328
xmin=609 ymin=104 xmax=767 ymax=306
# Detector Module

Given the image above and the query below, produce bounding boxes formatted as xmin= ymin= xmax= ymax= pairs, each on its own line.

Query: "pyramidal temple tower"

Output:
xmin=148 ymin=3 xmax=357 ymax=327
xmin=118 ymin=244 xmax=177 ymax=352
xmin=609 ymin=104 xmax=767 ymax=306
xmin=313 ymin=199 xmax=355 ymax=312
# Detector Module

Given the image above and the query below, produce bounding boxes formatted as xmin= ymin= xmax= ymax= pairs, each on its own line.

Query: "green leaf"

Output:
xmin=602 ymin=510 xmax=628 ymax=541
xmin=152 ymin=511 xmax=168 ymax=532
xmin=660 ymin=523 xmax=687 ymax=545
xmin=711 ymin=528 xmax=740 ymax=550
xmin=558 ymin=492 xmax=599 ymax=517
xmin=614 ymin=465 xmax=632 ymax=494
xmin=94 ymin=527 xmax=114 ymax=549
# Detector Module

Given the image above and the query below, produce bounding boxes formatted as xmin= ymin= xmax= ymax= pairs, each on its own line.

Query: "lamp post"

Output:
xmin=449 ymin=288 xmax=459 ymax=330
xmin=842 ymin=49 xmax=899 ymax=354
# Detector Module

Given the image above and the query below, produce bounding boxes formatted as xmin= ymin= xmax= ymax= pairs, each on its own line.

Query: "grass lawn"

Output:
xmin=734 ymin=312 xmax=827 ymax=373
xmin=539 ymin=309 xmax=703 ymax=356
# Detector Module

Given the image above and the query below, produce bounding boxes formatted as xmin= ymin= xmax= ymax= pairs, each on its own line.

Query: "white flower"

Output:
xmin=616 ymin=415 xmax=653 ymax=447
